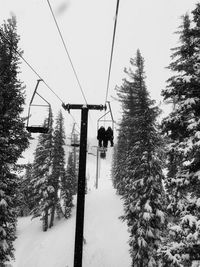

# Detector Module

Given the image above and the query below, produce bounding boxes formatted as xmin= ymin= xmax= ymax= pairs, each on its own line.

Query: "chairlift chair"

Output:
xmin=70 ymin=123 xmax=80 ymax=147
xmin=26 ymin=79 xmax=51 ymax=134
xmin=71 ymin=143 xmax=80 ymax=147
xmin=97 ymin=101 xmax=115 ymax=149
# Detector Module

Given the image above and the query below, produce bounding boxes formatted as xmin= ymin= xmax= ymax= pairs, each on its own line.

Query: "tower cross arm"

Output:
xmin=62 ymin=103 xmax=106 ymax=111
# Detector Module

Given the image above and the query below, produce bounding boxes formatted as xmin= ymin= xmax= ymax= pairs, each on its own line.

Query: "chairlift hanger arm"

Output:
xmin=29 ymin=79 xmax=42 ymax=106
xmin=97 ymin=111 xmax=110 ymax=122
xmin=97 ymin=101 xmax=115 ymax=123
xmin=106 ymin=101 xmax=114 ymax=123
xmin=36 ymin=92 xmax=50 ymax=106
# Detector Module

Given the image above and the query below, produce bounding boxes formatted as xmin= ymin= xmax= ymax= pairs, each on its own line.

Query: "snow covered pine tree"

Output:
xmin=31 ymin=109 xmax=53 ymax=231
xmin=0 ymin=17 xmax=29 ymax=264
xmin=17 ymin=163 xmax=34 ymax=216
xmin=160 ymin=8 xmax=200 ymax=266
xmin=114 ymin=50 xmax=166 ymax=266
xmin=49 ymin=111 xmax=66 ymax=227
xmin=112 ymin=121 xmax=129 ymax=195
xmin=61 ymin=152 xmax=76 ymax=218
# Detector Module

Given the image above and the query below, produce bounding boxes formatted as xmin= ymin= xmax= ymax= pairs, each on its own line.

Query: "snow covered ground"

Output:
xmin=11 ymin=150 xmax=131 ymax=267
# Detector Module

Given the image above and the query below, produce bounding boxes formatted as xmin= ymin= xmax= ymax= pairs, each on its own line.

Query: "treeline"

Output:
xmin=0 ymin=17 xmax=77 ymax=265
xmin=112 ymin=3 xmax=200 ymax=267
xmin=18 ymin=110 xmax=77 ymax=231
xmin=0 ymin=17 xmax=30 ymax=265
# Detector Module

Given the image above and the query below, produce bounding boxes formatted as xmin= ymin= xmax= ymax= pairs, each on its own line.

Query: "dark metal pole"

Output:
xmin=95 ymin=147 xmax=99 ymax=189
xmin=62 ymin=103 xmax=105 ymax=267
xmin=73 ymin=131 xmax=76 ymax=175
xmin=74 ymin=107 xmax=88 ymax=267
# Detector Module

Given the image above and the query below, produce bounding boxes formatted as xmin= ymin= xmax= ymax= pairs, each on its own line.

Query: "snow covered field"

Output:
xmin=11 ymin=152 xmax=131 ymax=267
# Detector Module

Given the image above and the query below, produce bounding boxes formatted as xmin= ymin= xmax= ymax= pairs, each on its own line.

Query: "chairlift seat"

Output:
xmin=26 ymin=126 xmax=49 ymax=134
xmin=71 ymin=143 xmax=80 ymax=147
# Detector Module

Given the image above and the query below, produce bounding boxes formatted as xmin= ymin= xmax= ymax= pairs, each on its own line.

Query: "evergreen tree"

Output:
xmin=112 ymin=123 xmax=129 ymax=195
xmin=31 ymin=109 xmax=53 ymax=231
xmin=49 ymin=111 xmax=66 ymax=227
xmin=17 ymin=163 xmax=33 ymax=216
xmin=61 ymin=152 xmax=76 ymax=218
xmin=112 ymin=59 xmax=142 ymax=195
xmin=160 ymin=11 xmax=200 ymax=265
xmin=70 ymin=129 xmax=79 ymax=195
xmin=114 ymin=50 xmax=166 ymax=266
xmin=0 ymin=17 xmax=29 ymax=264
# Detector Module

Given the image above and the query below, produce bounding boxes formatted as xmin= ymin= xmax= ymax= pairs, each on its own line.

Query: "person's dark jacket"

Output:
xmin=105 ymin=127 xmax=113 ymax=140
xmin=97 ymin=126 xmax=106 ymax=140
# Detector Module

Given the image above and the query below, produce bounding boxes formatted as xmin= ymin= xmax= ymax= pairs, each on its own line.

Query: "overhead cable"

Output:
xmin=46 ymin=0 xmax=88 ymax=105
xmin=0 ymin=30 xmax=63 ymax=103
xmin=105 ymin=0 xmax=120 ymax=104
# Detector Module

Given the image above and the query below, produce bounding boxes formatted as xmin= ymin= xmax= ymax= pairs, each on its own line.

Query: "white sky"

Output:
xmin=1 ymin=0 xmax=199 ymax=140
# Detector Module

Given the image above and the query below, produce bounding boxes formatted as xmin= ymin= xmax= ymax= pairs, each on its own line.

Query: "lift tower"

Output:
xmin=62 ymin=103 xmax=105 ymax=267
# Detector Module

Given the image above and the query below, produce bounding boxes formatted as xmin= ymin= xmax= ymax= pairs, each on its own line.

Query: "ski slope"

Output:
xmin=11 ymin=152 xmax=131 ymax=267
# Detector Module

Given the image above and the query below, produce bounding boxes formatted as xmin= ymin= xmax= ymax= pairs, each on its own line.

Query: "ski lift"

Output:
xmin=26 ymin=79 xmax=51 ymax=134
xmin=70 ymin=123 xmax=80 ymax=147
xmin=71 ymin=143 xmax=80 ymax=147
xmin=97 ymin=101 xmax=115 ymax=150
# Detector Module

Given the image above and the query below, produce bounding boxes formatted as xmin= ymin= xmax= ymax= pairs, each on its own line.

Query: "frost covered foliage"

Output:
xmin=61 ymin=152 xmax=76 ymax=218
xmin=0 ymin=17 xmax=29 ymax=264
xmin=161 ymin=9 xmax=200 ymax=266
xmin=113 ymin=50 xmax=166 ymax=266
xmin=31 ymin=109 xmax=54 ymax=232
xmin=31 ymin=110 xmax=73 ymax=230
xmin=49 ymin=111 xmax=66 ymax=227
xmin=17 ymin=163 xmax=34 ymax=216
xmin=112 ymin=123 xmax=129 ymax=195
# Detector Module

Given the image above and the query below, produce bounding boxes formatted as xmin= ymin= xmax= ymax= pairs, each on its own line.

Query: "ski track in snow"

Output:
xmin=11 ymin=153 xmax=131 ymax=267
xmin=84 ymin=163 xmax=130 ymax=267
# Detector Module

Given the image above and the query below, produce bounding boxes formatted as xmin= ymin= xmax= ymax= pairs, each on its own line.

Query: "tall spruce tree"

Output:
xmin=71 ymin=131 xmax=79 ymax=195
xmin=61 ymin=152 xmax=76 ymax=218
xmin=113 ymin=60 xmax=142 ymax=195
xmin=31 ymin=109 xmax=53 ymax=231
xmin=49 ymin=110 xmax=66 ymax=227
xmin=0 ymin=17 xmax=29 ymax=264
xmin=160 ymin=10 xmax=200 ymax=266
xmin=114 ymin=50 xmax=166 ymax=266
xmin=112 ymin=122 xmax=129 ymax=195
xmin=17 ymin=163 xmax=33 ymax=216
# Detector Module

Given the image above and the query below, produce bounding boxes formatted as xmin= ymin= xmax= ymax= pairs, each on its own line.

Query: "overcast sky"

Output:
xmin=1 ymin=0 xmax=199 ymax=143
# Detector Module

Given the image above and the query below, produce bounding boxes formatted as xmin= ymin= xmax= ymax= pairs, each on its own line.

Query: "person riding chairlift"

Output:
xmin=97 ymin=126 xmax=114 ymax=148
xmin=104 ymin=126 xmax=114 ymax=148
xmin=97 ymin=126 xmax=106 ymax=148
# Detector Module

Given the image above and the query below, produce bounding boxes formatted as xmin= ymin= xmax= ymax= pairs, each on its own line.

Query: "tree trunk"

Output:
xmin=49 ymin=205 xmax=55 ymax=228
xmin=42 ymin=208 xmax=49 ymax=231
xmin=56 ymin=202 xmax=64 ymax=219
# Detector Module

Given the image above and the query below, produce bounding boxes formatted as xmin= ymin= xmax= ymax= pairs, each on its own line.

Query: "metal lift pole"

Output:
xmin=95 ymin=147 xmax=99 ymax=189
xmin=74 ymin=106 xmax=88 ymax=267
xmin=62 ymin=103 xmax=104 ymax=267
